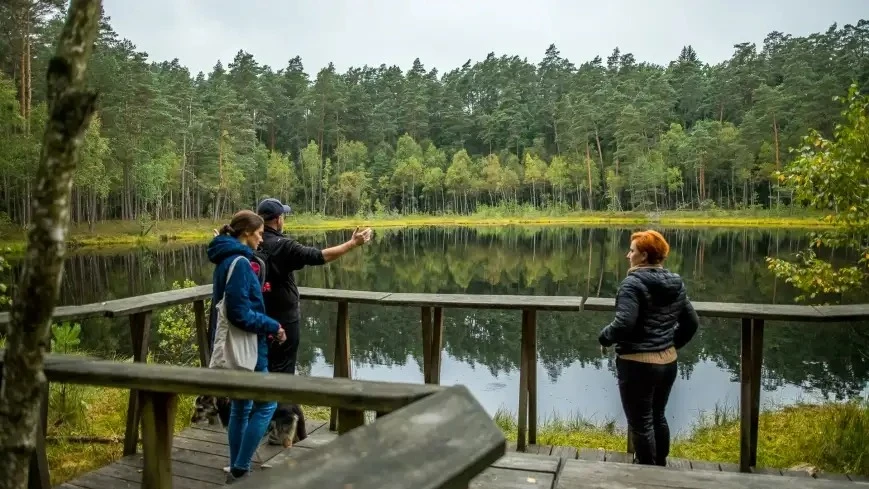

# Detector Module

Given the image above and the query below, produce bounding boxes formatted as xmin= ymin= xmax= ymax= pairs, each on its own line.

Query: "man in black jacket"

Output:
xmin=255 ymin=197 xmax=372 ymax=375
xmin=255 ymin=198 xmax=372 ymax=446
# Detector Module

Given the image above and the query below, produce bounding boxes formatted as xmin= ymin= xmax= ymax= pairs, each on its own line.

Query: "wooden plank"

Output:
xmin=667 ymin=457 xmax=691 ymax=470
xmin=847 ymin=474 xmax=869 ymax=483
xmin=814 ymin=472 xmax=852 ymax=482
xmin=123 ymin=311 xmax=151 ymax=456
xmin=299 ymin=287 xmax=392 ymax=304
xmin=116 ymin=454 xmax=226 ymax=484
xmin=470 ymin=467 xmax=554 ymax=489
xmin=583 ymin=297 xmax=839 ymax=322
xmin=517 ymin=312 xmax=529 ymax=452
xmin=550 ymin=445 xmax=578 ymax=461
xmin=116 ymin=447 xmax=229 ymax=472
xmin=66 ymin=471 xmax=140 ymax=489
xmin=23 ymin=356 xmax=442 ymax=412
xmin=171 ymin=434 xmax=283 ymax=462
xmin=293 ymin=428 xmax=339 ymax=449
xmin=90 ymin=462 xmax=219 ymax=489
xmin=104 ymin=285 xmax=212 ymax=317
xmin=751 ymin=466 xmax=783 ymax=476
xmin=175 ymin=426 xmax=228 ymax=445
xmin=605 ymin=450 xmax=633 ymax=464
xmin=0 ymin=302 xmax=107 ymax=328
xmin=689 ymin=460 xmax=721 ymax=472
xmin=232 ymin=386 xmax=506 ymax=489
xmin=813 ymin=303 xmax=869 ymax=321
xmin=380 ymin=292 xmax=584 ymax=311
xmin=490 ymin=452 xmax=559 ymax=473
xmin=577 ymin=448 xmax=606 ymax=462
xmin=556 ymin=459 xmax=856 ymax=489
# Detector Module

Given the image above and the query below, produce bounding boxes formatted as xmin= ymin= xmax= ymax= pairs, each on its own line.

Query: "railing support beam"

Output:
xmin=193 ymin=299 xmax=209 ymax=367
xmin=140 ymin=391 xmax=177 ymax=489
xmin=330 ymin=301 xmax=352 ymax=432
xmin=517 ymin=308 xmax=537 ymax=451
xmin=739 ymin=317 xmax=764 ymax=472
xmin=123 ymin=311 xmax=151 ymax=456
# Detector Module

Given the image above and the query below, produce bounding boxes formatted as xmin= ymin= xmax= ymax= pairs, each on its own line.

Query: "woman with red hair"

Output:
xmin=598 ymin=230 xmax=699 ymax=467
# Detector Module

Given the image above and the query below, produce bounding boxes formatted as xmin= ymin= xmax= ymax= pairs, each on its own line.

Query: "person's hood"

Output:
xmin=207 ymin=235 xmax=253 ymax=265
xmin=628 ymin=267 xmax=684 ymax=305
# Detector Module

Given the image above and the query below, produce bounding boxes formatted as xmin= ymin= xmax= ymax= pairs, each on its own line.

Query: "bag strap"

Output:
xmin=225 ymin=255 xmax=246 ymax=287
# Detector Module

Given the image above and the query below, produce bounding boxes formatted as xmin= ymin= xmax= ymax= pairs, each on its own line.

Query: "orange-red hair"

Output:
xmin=631 ymin=230 xmax=670 ymax=265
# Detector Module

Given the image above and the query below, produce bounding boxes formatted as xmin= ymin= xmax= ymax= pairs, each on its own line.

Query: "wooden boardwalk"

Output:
xmin=55 ymin=419 xmax=868 ymax=489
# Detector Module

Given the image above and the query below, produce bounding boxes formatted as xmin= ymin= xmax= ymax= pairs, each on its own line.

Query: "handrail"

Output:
xmin=2 ymin=285 xmax=869 ymax=325
xmin=0 ymin=352 xmax=504 ymax=489
xmin=3 ymin=284 xmax=868 ymax=484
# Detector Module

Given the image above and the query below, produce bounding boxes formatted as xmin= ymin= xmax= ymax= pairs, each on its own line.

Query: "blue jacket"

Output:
xmin=208 ymin=235 xmax=280 ymax=372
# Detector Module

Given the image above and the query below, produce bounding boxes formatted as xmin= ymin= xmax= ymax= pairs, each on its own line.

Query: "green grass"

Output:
xmin=0 ymin=209 xmax=834 ymax=252
xmin=495 ymin=401 xmax=869 ymax=477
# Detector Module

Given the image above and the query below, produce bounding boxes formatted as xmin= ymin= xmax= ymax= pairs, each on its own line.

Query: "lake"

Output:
xmin=9 ymin=225 xmax=869 ymax=435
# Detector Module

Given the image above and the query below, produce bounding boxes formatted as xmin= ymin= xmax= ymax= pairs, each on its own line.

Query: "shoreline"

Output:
xmin=0 ymin=211 xmax=833 ymax=252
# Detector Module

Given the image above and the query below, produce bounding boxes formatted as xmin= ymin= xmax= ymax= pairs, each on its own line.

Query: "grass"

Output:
xmin=494 ymin=400 xmax=869 ymax=477
xmin=0 ymin=209 xmax=834 ymax=252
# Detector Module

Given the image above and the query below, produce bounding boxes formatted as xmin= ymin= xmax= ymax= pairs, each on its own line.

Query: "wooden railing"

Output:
xmin=2 ymin=286 xmax=868 ymax=477
xmin=0 ymin=352 xmax=505 ymax=489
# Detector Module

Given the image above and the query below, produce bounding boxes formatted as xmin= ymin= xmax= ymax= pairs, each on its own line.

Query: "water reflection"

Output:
xmin=4 ymin=226 xmax=867 ymax=432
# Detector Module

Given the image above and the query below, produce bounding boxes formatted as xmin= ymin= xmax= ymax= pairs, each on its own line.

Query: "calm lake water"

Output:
xmin=9 ymin=226 xmax=869 ymax=434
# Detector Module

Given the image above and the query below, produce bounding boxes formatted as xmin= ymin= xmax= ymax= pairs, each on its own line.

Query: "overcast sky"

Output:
xmin=101 ymin=0 xmax=865 ymax=76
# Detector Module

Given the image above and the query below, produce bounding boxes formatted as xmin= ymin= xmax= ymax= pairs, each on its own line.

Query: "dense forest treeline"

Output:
xmin=1 ymin=3 xmax=868 ymax=226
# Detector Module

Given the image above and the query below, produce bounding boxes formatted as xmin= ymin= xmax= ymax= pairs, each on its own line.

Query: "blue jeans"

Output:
xmin=228 ymin=398 xmax=277 ymax=472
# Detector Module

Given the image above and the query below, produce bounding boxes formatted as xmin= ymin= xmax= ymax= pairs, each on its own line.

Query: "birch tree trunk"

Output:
xmin=0 ymin=1 xmax=101 ymax=488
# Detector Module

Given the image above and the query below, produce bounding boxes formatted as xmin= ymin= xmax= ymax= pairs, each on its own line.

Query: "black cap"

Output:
xmin=256 ymin=198 xmax=292 ymax=221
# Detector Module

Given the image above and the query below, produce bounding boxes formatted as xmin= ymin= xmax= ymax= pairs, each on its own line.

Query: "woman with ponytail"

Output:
xmin=598 ymin=230 xmax=699 ymax=467
xmin=207 ymin=210 xmax=287 ymax=484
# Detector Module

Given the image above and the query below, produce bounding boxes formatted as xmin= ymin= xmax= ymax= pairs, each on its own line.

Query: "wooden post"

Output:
xmin=123 ymin=311 xmax=152 ymax=456
xmin=421 ymin=306 xmax=432 ymax=383
xmin=749 ymin=319 xmax=765 ymax=467
xmin=193 ymin=300 xmax=209 ymax=368
xmin=739 ymin=317 xmax=753 ymax=472
xmin=429 ymin=307 xmax=444 ymax=385
xmin=526 ymin=309 xmax=537 ymax=445
xmin=516 ymin=309 xmax=530 ymax=452
xmin=330 ymin=301 xmax=351 ymax=432
xmin=139 ymin=391 xmax=178 ymax=489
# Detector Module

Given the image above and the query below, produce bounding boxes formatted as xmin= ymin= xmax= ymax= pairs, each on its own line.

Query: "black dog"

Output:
xmin=191 ymin=396 xmax=307 ymax=446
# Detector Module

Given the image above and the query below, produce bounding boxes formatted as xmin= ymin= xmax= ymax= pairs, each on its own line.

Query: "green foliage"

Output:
xmin=48 ymin=323 xmax=87 ymax=429
xmin=155 ymin=279 xmax=207 ymax=366
xmin=767 ymin=84 xmax=869 ymax=301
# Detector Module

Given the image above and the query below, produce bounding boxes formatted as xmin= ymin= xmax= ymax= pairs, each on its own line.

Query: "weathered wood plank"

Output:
xmin=174 ymin=426 xmax=228 ymax=445
xmin=490 ymin=452 xmax=559 ymax=473
xmin=429 ymin=306 xmax=444 ymax=384
xmin=293 ymin=426 xmax=339 ymax=449
xmin=739 ymin=318 xmax=753 ymax=472
xmin=104 ymin=285 xmax=211 ymax=318
xmin=0 ymin=302 xmax=107 ymax=327
xmin=582 ymin=297 xmax=842 ymax=321
xmin=23 ymin=355 xmax=442 ymax=412
xmin=88 ymin=461 xmax=219 ymax=489
xmin=193 ymin=300 xmax=209 ymax=367
xmin=578 ymin=448 xmax=606 ymax=462
xmin=470 ymin=467 xmax=554 ymax=489
xmin=116 ymin=454 xmax=226 ymax=484
xmin=751 ymin=466 xmax=783 ymax=476
xmin=605 ymin=450 xmax=633 ymax=464
xmin=525 ymin=309 xmax=538 ymax=445
xmin=66 ymin=471 xmax=139 ymax=489
xmin=813 ymin=303 xmax=869 ymax=321
xmin=556 ymin=459 xmax=855 ymax=488
xmin=550 ymin=445 xmax=578 ymax=460
xmin=381 ymin=293 xmax=585 ymax=311
xmin=233 ymin=386 xmax=506 ymax=489
xmin=299 ymin=287 xmax=392 ymax=304
xmin=689 ymin=460 xmax=721 ymax=472
xmin=667 ymin=457 xmax=692 ymax=470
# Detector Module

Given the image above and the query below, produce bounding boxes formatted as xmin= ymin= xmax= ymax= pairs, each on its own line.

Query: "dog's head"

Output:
xmin=191 ymin=395 xmax=220 ymax=425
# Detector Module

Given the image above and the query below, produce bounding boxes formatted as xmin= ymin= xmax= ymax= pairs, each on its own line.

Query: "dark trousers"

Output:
xmin=268 ymin=318 xmax=300 ymax=375
xmin=616 ymin=357 xmax=678 ymax=466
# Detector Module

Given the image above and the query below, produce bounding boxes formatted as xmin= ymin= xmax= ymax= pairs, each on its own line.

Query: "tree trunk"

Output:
xmin=0 ymin=2 xmax=101 ymax=489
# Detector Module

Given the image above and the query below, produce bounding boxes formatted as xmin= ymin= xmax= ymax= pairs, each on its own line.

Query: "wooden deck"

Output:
xmin=55 ymin=420 xmax=868 ymax=489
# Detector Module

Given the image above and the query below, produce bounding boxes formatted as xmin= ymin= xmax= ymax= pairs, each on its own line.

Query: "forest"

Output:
xmin=1 ymin=2 xmax=868 ymax=226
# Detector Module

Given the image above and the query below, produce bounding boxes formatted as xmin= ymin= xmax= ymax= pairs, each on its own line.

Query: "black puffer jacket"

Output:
xmin=598 ymin=267 xmax=699 ymax=355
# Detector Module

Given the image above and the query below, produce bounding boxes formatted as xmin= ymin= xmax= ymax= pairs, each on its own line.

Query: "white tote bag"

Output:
xmin=208 ymin=256 xmax=259 ymax=371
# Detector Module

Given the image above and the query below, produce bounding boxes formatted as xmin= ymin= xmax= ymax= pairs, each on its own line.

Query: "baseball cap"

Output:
xmin=256 ymin=198 xmax=292 ymax=221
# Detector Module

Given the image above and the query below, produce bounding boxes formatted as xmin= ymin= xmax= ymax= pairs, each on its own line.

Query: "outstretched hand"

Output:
xmin=351 ymin=226 xmax=373 ymax=246
xmin=213 ymin=229 xmax=219 ymax=237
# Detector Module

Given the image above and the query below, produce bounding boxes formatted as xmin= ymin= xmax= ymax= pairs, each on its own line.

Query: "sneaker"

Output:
xmin=225 ymin=470 xmax=249 ymax=485
xmin=223 ymin=466 xmax=230 ymax=473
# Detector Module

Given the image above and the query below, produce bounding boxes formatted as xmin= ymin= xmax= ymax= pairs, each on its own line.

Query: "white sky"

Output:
xmin=101 ymin=0 xmax=866 ymax=75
